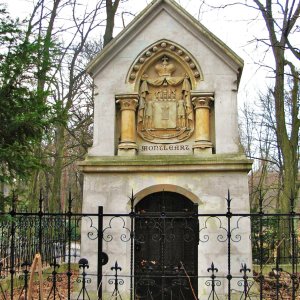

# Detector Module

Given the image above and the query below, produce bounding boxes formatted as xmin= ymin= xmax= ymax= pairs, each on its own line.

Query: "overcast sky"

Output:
xmin=4 ymin=0 xmax=292 ymax=107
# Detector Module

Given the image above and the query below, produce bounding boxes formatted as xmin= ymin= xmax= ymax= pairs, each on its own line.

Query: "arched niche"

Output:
xmin=126 ymin=40 xmax=203 ymax=144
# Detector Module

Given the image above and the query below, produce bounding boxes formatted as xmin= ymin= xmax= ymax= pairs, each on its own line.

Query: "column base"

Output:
xmin=193 ymin=141 xmax=213 ymax=155
xmin=118 ymin=143 xmax=138 ymax=156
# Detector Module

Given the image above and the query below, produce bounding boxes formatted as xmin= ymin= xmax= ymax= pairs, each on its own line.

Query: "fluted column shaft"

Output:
xmin=116 ymin=94 xmax=139 ymax=156
xmin=192 ymin=92 xmax=214 ymax=155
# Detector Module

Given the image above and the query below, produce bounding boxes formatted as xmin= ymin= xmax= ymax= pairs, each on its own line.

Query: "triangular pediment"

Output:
xmin=87 ymin=0 xmax=243 ymax=77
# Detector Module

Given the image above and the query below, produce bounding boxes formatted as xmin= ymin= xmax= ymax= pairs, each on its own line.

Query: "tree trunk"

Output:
xmin=103 ymin=0 xmax=121 ymax=47
xmin=50 ymin=124 xmax=65 ymax=212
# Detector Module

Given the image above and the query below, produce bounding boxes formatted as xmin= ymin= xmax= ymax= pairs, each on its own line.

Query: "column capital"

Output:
xmin=116 ymin=93 xmax=139 ymax=111
xmin=191 ymin=92 xmax=214 ymax=109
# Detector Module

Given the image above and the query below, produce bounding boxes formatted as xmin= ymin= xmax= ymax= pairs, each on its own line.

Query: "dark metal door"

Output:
xmin=134 ymin=192 xmax=198 ymax=299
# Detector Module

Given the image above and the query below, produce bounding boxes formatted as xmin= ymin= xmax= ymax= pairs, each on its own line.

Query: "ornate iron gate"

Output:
xmin=134 ymin=192 xmax=199 ymax=299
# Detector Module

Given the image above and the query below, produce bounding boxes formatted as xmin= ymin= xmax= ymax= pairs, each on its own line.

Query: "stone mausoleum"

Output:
xmin=79 ymin=0 xmax=252 ymax=298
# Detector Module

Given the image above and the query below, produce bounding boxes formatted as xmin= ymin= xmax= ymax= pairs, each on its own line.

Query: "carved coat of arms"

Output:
xmin=137 ymin=55 xmax=194 ymax=143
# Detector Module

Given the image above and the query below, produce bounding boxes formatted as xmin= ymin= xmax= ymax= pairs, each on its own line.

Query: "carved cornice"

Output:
xmin=78 ymin=154 xmax=253 ymax=173
xmin=127 ymin=39 xmax=203 ymax=85
xmin=191 ymin=92 xmax=214 ymax=109
xmin=116 ymin=94 xmax=139 ymax=111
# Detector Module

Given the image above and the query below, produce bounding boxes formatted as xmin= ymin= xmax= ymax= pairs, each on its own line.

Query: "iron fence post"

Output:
xmin=38 ymin=190 xmax=43 ymax=256
xmin=97 ymin=206 xmax=103 ymax=299
xmin=258 ymin=191 xmax=264 ymax=300
xmin=226 ymin=190 xmax=232 ymax=300
xmin=78 ymin=258 xmax=90 ymax=300
xmin=240 ymin=263 xmax=251 ymax=299
xmin=48 ymin=257 xmax=60 ymax=300
xmin=110 ymin=261 xmax=123 ymax=299
xmin=20 ymin=261 xmax=30 ymax=300
xmin=67 ymin=191 xmax=72 ymax=300
xmin=273 ymin=259 xmax=282 ymax=300
xmin=290 ymin=194 xmax=296 ymax=299
xmin=10 ymin=192 xmax=16 ymax=299
xmin=129 ymin=191 xmax=135 ymax=300
xmin=207 ymin=262 xmax=219 ymax=300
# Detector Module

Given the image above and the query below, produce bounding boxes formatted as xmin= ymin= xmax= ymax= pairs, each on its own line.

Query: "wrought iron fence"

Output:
xmin=0 ymin=191 xmax=299 ymax=299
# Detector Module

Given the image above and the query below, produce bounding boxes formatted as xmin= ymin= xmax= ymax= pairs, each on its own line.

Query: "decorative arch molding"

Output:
xmin=126 ymin=39 xmax=203 ymax=88
xmin=131 ymin=184 xmax=201 ymax=206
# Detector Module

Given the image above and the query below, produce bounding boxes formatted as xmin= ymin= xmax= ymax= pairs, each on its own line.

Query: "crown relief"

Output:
xmin=155 ymin=55 xmax=176 ymax=77
xmin=128 ymin=40 xmax=202 ymax=83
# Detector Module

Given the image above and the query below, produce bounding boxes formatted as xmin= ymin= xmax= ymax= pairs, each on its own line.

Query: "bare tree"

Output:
xmin=253 ymin=0 xmax=299 ymax=213
xmin=239 ymin=91 xmax=284 ymax=212
xmin=201 ymin=0 xmax=299 ymax=212
xmin=8 ymin=0 xmax=123 ymax=211
xmin=48 ymin=0 xmax=105 ymax=211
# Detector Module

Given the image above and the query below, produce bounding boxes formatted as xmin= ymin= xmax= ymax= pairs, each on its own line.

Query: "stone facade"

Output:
xmin=78 ymin=0 xmax=252 ymax=298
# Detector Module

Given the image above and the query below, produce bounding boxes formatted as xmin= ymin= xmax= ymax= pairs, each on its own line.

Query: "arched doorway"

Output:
xmin=134 ymin=192 xmax=198 ymax=299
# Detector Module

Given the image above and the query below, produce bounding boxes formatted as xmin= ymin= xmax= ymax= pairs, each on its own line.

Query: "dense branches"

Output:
xmin=0 ymin=5 xmax=52 ymax=184
xmin=1 ymin=0 xmax=123 ymax=211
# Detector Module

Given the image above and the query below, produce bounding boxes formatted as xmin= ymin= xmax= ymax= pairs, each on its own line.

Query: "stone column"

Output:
xmin=116 ymin=93 xmax=139 ymax=156
xmin=191 ymin=92 xmax=214 ymax=155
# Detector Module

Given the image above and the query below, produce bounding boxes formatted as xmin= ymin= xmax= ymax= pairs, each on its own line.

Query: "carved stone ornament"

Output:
xmin=192 ymin=93 xmax=214 ymax=109
xmin=136 ymin=55 xmax=195 ymax=144
xmin=116 ymin=97 xmax=138 ymax=111
xmin=128 ymin=40 xmax=202 ymax=85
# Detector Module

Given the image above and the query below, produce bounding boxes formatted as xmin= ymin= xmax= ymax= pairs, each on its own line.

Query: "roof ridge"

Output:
xmin=86 ymin=0 xmax=243 ymax=77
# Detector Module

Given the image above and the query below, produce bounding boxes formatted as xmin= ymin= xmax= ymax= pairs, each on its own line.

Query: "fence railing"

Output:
xmin=0 ymin=192 xmax=299 ymax=299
